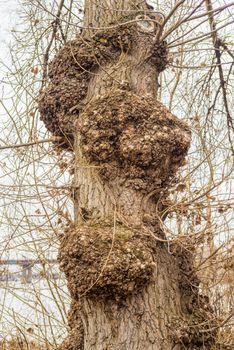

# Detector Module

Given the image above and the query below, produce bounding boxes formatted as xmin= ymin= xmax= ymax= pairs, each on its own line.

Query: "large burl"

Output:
xmin=38 ymin=12 xmax=171 ymax=149
xmin=38 ymin=11 xmax=191 ymax=216
xmin=37 ymin=11 xmax=217 ymax=350
xmin=78 ymin=90 xmax=190 ymax=192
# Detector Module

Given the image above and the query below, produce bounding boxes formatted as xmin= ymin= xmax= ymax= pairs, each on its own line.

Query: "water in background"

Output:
xmin=0 ymin=1 xmax=69 ymax=343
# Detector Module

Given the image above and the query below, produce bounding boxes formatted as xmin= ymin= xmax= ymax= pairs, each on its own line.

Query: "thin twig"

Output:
xmin=205 ymin=0 xmax=234 ymax=153
xmin=0 ymin=138 xmax=60 ymax=151
xmin=41 ymin=0 xmax=65 ymax=88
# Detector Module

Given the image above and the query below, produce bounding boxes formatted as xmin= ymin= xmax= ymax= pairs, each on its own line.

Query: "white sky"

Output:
xmin=0 ymin=0 xmax=19 ymax=59
xmin=0 ymin=4 xmax=68 ymax=331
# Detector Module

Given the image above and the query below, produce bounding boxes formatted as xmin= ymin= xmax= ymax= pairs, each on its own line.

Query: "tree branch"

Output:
xmin=0 ymin=138 xmax=60 ymax=151
xmin=41 ymin=0 xmax=65 ymax=89
xmin=205 ymin=0 xmax=234 ymax=149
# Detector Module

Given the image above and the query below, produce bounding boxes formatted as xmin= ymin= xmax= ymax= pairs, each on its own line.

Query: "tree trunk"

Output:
xmin=83 ymin=0 xmax=150 ymax=28
xmin=39 ymin=1 xmax=218 ymax=349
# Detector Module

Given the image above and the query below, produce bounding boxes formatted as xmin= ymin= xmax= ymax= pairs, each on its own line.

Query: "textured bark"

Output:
xmin=69 ymin=2 xmax=187 ymax=348
xmin=39 ymin=1 xmax=217 ymax=349
xmin=80 ymin=255 xmax=182 ymax=350
xmin=83 ymin=0 xmax=150 ymax=29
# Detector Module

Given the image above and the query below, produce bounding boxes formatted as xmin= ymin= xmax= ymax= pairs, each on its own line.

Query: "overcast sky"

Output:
xmin=0 ymin=0 xmax=20 ymax=65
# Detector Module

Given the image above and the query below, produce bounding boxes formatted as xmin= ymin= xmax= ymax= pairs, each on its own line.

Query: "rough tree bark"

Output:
xmin=39 ymin=1 xmax=217 ymax=349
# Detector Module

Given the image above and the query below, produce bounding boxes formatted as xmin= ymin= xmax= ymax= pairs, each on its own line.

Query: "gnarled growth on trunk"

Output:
xmin=39 ymin=1 xmax=218 ymax=349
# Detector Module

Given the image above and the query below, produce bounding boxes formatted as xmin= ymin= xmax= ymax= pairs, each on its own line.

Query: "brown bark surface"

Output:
xmin=39 ymin=1 xmax=218 ymax=349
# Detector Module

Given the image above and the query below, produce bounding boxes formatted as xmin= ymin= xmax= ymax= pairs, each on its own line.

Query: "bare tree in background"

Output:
xmin=0 ymin=0 xmax=234 ymax=349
